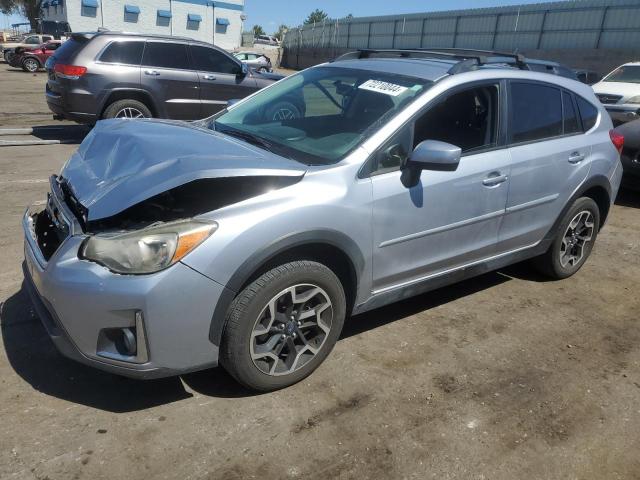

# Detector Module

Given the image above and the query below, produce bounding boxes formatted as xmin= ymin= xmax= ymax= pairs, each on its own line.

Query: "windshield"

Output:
xmin=212 ymin=66 xmax=430 ymax=165
xmin=603 ymin=65 xmax=640 ymax=84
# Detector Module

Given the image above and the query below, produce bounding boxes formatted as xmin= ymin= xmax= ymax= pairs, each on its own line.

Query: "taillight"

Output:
xmin=609 ymin=129 xmax=624 ymax=154
xmin=54 ymin=63 xmax=87 ymax=78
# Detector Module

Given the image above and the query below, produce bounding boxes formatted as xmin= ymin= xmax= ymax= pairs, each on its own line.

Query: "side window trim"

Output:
xmin=360 ymin=79 xmax=506 ymax=179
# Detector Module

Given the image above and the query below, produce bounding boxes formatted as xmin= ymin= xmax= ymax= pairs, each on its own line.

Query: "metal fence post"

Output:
xmin=537 ymin=10 xmax=548 ymax=49
xmin=367 ymin=21 xmax=372 ymax=48
xmin=453 ymin=16 xmax=460 ymax=47
xmin=596 ymin=6 xmax=609 ymax=49
xmin=392 ymin=19 xmax=397 ymax=48
xmin=420 ymin=17 xmax=427 ymax=48
xmin=492 ymin=14 xmax=500 ymax=50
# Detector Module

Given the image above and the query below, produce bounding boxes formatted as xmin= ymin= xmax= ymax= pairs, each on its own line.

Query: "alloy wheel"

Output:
xmin=272 ymin=108 xmax=296 ymax=121
xmin=115 ymin=107 xmax=146 ymax=119
xmin=559 ymin=210 xmax=595 ymax=268
xmin=250 ymin=284 xmax=333 ymax=376
xmin=24 ymin=58 xmax=38 ymax=72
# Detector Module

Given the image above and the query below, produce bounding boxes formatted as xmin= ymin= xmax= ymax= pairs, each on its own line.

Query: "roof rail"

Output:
xmin=333 ymin=48 xmax=527 ymax=74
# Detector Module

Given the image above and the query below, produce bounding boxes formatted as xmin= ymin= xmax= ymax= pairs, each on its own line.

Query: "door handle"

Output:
xmin=144 ymin=69 xmax=160 ymax=76
xmin=482 ymin=173 xmax=508 ymax=187
xmin=568 ymin=152 xmax=585 ymax=164
xmin=203 ymin=74 xmax=216 ymax=80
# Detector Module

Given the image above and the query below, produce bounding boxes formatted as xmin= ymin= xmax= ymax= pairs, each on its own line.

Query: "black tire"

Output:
xmin=264 ymin=100 xmax=302 ymax=122
xmin=220 ymin=261 xmax=346 ymax=391
xmin=5 ymin=51 xmax=14 ymax=65
xmin=22 ymin=57 xmax=40 ymax=73
xmin=102 ymin=99 xmax=152 ymax=119
xmin=533 ymin=197 xmax=600 ymax=279
xmin=258 ymin=66 xmax=268 ymax=73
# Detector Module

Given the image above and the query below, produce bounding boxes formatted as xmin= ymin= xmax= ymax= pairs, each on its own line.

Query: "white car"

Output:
xmin=254 ymin=35 xmax=279 ymax=46
xmin=592 ymin=62 xmax=640 ymax=125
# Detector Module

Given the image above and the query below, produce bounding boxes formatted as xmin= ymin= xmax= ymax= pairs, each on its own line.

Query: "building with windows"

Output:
xmin=41 ymin=0 xmax=244 ymax=50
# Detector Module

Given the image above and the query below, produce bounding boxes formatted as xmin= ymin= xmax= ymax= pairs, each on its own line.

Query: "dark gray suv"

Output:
xmin=45 ymin=32 xmax=282 ymax=123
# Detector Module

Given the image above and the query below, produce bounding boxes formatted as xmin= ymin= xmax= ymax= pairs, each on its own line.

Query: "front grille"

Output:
xmin=596 ymin=93 xmax=623 ymax=105
xmin=34 ymin=193 xmax=71 ymax=261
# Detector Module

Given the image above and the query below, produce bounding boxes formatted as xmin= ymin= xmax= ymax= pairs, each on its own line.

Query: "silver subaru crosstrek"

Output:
xmin=23 ymin=49 xmax=623 ymax=391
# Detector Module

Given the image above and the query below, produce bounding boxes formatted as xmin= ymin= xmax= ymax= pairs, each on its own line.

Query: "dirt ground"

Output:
xmin=1 ymin=64 xmax=640 ymax=480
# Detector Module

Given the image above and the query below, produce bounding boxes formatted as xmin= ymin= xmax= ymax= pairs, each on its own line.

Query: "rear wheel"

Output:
xmin=103 ymin=99 xmax=152 ymax=120
xmin=22 ymin=57 xmax=40 ymax=73
xmin=533 ymin=197 xmax=600 ymax=279
xmin=220 ymin=261 xmax=346 ymax=391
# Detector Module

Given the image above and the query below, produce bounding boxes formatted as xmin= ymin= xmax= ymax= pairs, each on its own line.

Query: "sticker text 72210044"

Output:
xmin=358 ymin=79 xmax=409 ymax=97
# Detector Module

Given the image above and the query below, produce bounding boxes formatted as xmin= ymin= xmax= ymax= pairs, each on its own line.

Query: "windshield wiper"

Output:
xmin=216 ymin=125 xmax=288 ymax=157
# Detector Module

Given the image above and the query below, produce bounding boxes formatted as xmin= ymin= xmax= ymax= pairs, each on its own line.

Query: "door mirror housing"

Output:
xmin=237 ymin=62 xmax=248 ymax=77
xmin=401 ymin=140 xmax=461 ymax=188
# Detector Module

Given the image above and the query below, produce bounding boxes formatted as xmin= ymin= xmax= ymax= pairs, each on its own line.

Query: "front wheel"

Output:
xmin=220 ymin=261 xmax=346 ymax=391
xmin=533 ymin=197 xmax=600 ymax=279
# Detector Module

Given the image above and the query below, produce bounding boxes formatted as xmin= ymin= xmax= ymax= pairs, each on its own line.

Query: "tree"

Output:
xmin=252 ymin=25 xmax=265 ymax=37
xmin=274 ymin=24 xmax=288 ymax=42
xmin=303 ymin=9 xmax=329 ymax=25
xmin=0 ymin=0 xmax=44 ymax=30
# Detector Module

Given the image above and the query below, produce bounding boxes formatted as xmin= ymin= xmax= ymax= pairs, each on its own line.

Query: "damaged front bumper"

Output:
xmin=22 ymin=180 xmax=230 ymax=379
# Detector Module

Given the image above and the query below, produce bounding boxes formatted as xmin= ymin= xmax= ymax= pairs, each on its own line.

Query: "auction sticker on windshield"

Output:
xmin=358 ymin=79 xmax=408 ymax=97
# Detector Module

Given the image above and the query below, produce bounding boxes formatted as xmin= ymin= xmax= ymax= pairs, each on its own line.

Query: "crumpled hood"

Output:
xmin=61 ymin=119 xmax=306 ymax=221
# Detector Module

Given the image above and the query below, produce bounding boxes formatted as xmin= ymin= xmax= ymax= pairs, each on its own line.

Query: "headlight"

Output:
xmin=80 ymin=220 xmax=217 ymax=274
xmin=626 ymin=96 xmax=640 ymax=104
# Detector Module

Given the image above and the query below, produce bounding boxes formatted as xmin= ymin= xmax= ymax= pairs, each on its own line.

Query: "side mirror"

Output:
xmin=237 ymin=63 xmax=248 ymax=77
xmin=401 ymin=140 xmax=461 ymax=188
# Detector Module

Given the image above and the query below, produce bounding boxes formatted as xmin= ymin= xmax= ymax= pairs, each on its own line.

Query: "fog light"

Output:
xmin=96 ymin=311 xmax=149 ymax=363
xmin=121 ymin=328 xmax=137 ymax=356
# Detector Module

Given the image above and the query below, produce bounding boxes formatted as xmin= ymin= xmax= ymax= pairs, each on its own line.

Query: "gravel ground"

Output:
xmin=1 ymin=64 xmax=640 ymax=480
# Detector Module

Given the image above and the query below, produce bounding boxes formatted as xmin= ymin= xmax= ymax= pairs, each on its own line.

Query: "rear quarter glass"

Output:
xmin=52 ymin=37 xmax=89 ymax=63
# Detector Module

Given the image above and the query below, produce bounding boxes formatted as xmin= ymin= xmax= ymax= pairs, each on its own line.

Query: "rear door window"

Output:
xmin=99 ymin=41 xmax=144 ymax=65
xmin=576 ymin=97 xmax=599 ymax=131
xmin=142 ymin=42 xmax=190 ymax=70
xmin=509 ymin=82 xmax=562 ymax=144
xmin=563 ymin=91 xmax=581 ymax=135
xmin=191 ymin=45 xmax=238 ymax=74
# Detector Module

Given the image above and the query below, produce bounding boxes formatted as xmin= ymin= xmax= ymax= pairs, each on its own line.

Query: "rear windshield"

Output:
xmin=52 ymin=37 xmax=87 ymax=63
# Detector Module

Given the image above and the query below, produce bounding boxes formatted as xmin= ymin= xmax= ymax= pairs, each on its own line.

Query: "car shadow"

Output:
xmin=30 ymin=124 xmax=91 ymax=144
xmin=615 ymin=186 xmax=640 ymax=208
xmin=2 ymin=269 xmax=519 ymax=411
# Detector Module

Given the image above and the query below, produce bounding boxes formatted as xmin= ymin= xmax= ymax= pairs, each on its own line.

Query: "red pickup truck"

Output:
xmin=9 ymin=40 xmax=62 ymax=72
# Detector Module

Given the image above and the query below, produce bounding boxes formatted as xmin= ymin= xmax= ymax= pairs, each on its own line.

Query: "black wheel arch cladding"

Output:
xmin=208 ymin=229 xmax=364 ymax=347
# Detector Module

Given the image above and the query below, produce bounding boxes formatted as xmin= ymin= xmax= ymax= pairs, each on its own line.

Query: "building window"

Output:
xmin=157 ymin=9 xmax=171 ymax=27
xmin=81 ymin=0 xmax=98 ymax=17
xmin=216 ymin=17 xmax=230 ymax=34
xmin=187 ymin=13 xmax=202 ymax=31
xmin=124 ymin=4 xmax=140 ymax=23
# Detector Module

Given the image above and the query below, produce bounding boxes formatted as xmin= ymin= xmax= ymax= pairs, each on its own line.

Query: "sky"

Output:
xmin=2 ymin=0 xmax=549 ymax=33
